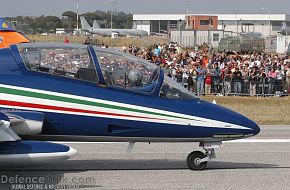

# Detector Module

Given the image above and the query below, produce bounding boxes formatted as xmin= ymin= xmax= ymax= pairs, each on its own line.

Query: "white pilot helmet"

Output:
xmin=128 ymin=68 xmax=143 ymax=86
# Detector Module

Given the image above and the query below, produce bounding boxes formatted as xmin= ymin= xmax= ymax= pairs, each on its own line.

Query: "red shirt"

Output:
xmin=64 ymin=38 xmax=69 ymax=43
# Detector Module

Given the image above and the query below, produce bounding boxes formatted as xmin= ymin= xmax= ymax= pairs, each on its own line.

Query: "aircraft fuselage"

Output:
xmin=0 ymin=43 xmax=260 ymax=169
xmin=0 ymin=43 xmax=259 ymax=142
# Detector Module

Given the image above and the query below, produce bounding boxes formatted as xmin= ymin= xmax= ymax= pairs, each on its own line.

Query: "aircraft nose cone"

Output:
xmin=201 ymin=101 xmax=261 ymax=137
xmin=249 ymin=120 xmax=260 ymax=136
xmin=234 ymin=112 xmax=260 ymax=136
xmin=236 ymin=111 xmax=260 ymax=136
xmin=231 ymin=111 xmax=260 ymax=136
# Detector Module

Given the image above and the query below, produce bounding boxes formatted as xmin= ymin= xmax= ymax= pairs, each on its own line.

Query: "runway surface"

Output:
xmin=1 ymin=125 xmax=290 ymax=190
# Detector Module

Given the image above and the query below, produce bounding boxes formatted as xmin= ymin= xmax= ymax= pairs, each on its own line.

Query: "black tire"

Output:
xmin=187 ymin=151 xmax=207 ymax=170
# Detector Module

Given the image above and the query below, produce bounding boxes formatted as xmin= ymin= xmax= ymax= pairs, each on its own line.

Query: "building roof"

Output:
xmin=133 ymin=13 xmax=290 ymax=21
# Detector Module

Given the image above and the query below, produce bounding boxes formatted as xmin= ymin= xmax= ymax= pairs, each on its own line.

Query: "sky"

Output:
xmin=1 ymin=0 xmax=290 ymax=17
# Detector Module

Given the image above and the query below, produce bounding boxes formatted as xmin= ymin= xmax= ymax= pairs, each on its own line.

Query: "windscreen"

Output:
xmin=160 ymin=75 xmax=199 ymax=100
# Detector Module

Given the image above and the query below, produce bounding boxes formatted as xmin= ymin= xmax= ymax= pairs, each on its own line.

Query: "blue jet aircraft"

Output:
xmin=0 ymin=43 xmax=260 ymax=170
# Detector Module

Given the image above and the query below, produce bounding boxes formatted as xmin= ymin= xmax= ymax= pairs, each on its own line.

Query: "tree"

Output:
xmin=62 ymin=11 xmax=78 ymax=29
xmin=32 ymin=15 xmax=46 ymax=33
xmin=44 ymin=16 xmax=62 ymax=33
xmin=6 ymin=10 xmax=134 ymax=34
xmin=62 ymin=11 xmax=77 ymax=21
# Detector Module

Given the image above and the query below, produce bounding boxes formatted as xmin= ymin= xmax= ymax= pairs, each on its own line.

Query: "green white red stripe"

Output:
xmin=0 ymin=84 xmax=251 ymax=130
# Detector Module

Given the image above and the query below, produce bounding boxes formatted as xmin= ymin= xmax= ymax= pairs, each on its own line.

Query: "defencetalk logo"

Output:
xmin=2 ymin=23 xmax=8 ymax=29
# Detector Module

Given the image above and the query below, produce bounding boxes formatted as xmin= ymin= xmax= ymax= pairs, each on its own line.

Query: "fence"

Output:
xmin=170 ymin=30 xmax=224 ymax=48
xmin=177 ymin=76 xmax=290 ymax=97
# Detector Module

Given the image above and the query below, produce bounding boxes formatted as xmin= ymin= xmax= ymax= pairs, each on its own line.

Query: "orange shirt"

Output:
xmin=203 ymin=57 xmax=209 ymax=67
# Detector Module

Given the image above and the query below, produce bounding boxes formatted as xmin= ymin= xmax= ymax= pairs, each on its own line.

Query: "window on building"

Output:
xmin=200 ymin=20 xmax=210 ymax=26
xmin=19 ymin=45 xmax=98 ymax=83
xmin=213 ymin=33 xmax=219 ymax=41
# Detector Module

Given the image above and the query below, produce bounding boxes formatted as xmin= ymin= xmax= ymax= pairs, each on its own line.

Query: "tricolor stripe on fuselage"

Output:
xmin=0 ymin=84 xmax=251 ymax=130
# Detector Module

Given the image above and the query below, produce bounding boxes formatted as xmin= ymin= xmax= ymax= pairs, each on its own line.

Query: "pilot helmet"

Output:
xmin=128 ymin=68 xmax=143 ymax=86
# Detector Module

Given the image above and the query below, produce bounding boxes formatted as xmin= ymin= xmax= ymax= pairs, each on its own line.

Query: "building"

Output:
xmin=55 ymin=28 xmax=75 ymax=35
xmin=133 ymin=13 xmax=290 ymax=37
xmin=185 ymin=15 xmax=218 ymax=30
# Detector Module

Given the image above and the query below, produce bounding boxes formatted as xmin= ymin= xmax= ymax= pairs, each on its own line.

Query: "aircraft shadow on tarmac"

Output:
xmin=2 ymin=159 xmax=281 ymax=171
xmin=0 ymin=160 xmax=282 ymax=190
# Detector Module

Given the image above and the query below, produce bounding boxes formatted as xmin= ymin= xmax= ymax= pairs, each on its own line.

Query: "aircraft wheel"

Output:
xmin=187 ymin=151 xmax=207 ymax=170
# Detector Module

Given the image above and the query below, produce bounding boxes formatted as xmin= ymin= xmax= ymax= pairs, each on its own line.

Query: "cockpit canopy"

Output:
xmin=17 ymin=43 xmax=98 ymax=83
xmin=94 ymin=47 xmax=159 ymax=93
xmin=16 ymin=43 xmax=197 ymax=100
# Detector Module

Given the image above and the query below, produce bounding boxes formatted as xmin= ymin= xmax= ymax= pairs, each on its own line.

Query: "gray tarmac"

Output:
xmin=1 ymin=125 xmax=290 ymax=190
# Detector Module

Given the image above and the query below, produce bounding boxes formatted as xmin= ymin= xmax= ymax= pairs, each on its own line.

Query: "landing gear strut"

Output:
xmin=187 ymin=141 xmax=222 ymax=170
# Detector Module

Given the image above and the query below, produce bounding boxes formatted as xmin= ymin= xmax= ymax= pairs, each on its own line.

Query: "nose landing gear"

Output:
xmin=187 ymin=141 xmax=222 ymax=170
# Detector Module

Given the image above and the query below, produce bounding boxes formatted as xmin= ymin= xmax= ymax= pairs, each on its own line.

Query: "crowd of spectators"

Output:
xmin=121 ymin=42 xmax=290 ymax=96
xmin=40 ymin=49 xmax=91 ymax=74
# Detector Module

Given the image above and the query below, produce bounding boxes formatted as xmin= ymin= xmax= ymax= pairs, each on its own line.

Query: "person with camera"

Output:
xmin=196 ymin=64 xmax=206 ymax=96
xmin=204 ymin=64 xmax=214 ymax=95
xmin=249 ymin=67 xmax=259 ymax=96
xmin=221 ymin=65 xmax=232 ymax=96
xmin=241 ymin=65 xmax=251 ymax=94
xmin=259 ymin=68 xmax=267 ymax=96
xmin=212 ymin=62 xmax=221 ymax=94
xmin=232 ymin=67 xmax=243 ymax=96
xmin=267 ymin=67 xmax=277 ymax=95
xmin=187 ymin=65 xmax=198 ymax=93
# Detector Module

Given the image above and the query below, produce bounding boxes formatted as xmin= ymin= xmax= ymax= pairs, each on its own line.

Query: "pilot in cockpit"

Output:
xmin=128 ymin=68 xmax=143 ymax=87
xmin=127 ymin=68 xmax=156 ymax=93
